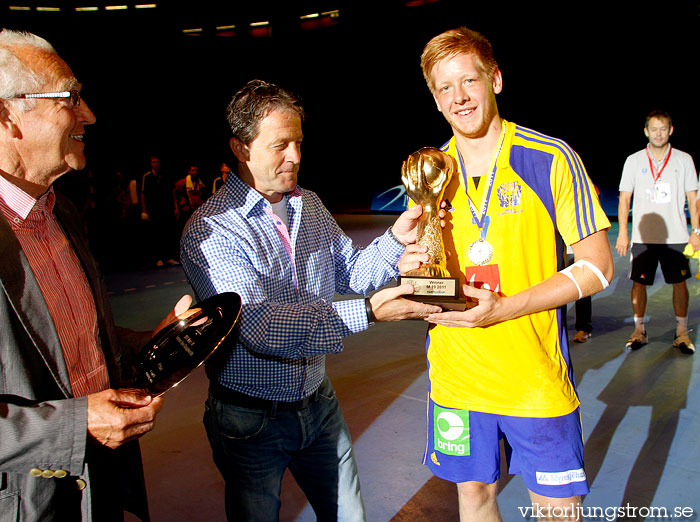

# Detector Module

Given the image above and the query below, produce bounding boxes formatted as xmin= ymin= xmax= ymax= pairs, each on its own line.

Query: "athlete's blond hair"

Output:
xmin=420 ymin=27 xmax=498 ymax=93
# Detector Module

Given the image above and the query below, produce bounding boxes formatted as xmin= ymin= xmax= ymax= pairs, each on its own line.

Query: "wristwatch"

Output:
xmin=364 ymin=297 xmax=376 ymax=327
xmin=693 ymin=228 xmax=700 ymax=236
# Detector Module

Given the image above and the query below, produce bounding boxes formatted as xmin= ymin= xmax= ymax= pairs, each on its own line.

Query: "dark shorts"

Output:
xmin=629 ymin=243 xmax=691 ymax=285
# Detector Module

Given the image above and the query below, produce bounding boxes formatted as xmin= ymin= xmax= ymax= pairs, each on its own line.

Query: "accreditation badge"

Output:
xmin=653 ymin=182 xmax=671 ymax=204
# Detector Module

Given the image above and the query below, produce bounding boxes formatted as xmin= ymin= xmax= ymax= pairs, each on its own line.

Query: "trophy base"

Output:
xmin=398 ymin=275 xmax=468 ymax=311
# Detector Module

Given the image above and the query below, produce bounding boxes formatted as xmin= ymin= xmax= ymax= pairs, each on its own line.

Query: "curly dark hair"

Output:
xmin=226 ymin=79 xmax=304 ymax=144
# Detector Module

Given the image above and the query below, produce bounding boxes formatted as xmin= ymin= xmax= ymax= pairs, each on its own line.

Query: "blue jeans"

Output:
xmin=204 ymin=377 xmax=366 ymax=522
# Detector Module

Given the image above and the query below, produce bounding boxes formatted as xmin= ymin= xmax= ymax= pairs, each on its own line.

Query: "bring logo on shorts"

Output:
xmin=433 ymin=406 xmax=470 ymax=456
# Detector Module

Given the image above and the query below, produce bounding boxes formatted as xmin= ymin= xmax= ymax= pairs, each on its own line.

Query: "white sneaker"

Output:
xmin=573 ymin=331 xmax=591 ymax=343
xmin=625 ymin=330 xmax=648 ymax=351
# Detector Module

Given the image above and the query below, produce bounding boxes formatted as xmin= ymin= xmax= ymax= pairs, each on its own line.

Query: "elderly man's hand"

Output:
xmin=86 ymin=389 xmax=164 ymax=449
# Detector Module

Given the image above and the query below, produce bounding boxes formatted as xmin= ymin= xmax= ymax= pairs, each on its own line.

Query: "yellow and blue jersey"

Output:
xmin=426 ymin=120 xmax=610 ymax=417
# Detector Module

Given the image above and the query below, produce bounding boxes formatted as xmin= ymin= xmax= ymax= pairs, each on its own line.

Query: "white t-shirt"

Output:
xmin=619 ymin=146 xmax=699 ymax=244
xmin=270 ymin=199 xmax=289 ymax=230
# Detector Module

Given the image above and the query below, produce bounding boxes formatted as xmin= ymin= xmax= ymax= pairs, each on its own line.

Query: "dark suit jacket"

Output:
xmin=0 ymin=192 xmax=151 ymax=522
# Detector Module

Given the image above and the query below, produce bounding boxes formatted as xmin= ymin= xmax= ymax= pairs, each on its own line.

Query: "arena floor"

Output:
xmin=110 ymin=218 xmax=700 ymax=522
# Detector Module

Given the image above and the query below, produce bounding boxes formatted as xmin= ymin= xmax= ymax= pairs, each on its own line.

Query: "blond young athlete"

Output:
xmin=415 ymin=27 xmax=614 ymax=521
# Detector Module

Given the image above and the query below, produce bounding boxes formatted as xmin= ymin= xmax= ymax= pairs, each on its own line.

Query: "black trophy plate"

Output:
xmin=134 ymin=292 xmax=241 ymax=396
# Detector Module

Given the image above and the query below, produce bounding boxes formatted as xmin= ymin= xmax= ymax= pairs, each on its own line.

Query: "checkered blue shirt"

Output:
xmin=180 ymin=175 xmax=404 ymax=401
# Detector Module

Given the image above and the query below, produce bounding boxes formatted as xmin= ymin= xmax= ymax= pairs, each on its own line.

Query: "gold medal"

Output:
xmin=468 ymin=238 xmax=494 ymax=266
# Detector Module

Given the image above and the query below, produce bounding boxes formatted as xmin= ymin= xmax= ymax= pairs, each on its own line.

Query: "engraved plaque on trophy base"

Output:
xmin=398 ymin=275 xmax=468 ymax=311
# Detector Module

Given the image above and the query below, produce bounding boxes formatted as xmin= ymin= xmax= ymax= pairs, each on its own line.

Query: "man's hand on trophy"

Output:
xmin=391 ymin=202 xmax=451 ymax=247
xmin=390 ymin=204 xmax=424 ymax=245
xmin=368 ymin=284 xmax=442 ymax=322
xmin=398 ymin=244 xmax=430 ymax=275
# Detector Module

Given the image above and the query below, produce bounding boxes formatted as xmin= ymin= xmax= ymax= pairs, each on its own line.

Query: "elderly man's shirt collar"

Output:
xmin=0 ymin=173 xmax=55 ymax=229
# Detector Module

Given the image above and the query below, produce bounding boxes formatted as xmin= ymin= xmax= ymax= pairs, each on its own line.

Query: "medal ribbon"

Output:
xmin=646 ymin=145 xmax=672 ymax=183
xmin=457 ymin=120 xmax=506 ymax=241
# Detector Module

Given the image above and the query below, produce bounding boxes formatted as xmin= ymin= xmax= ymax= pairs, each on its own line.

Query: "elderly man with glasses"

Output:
xmin=0 ymin=29 xmax=190 ymax=522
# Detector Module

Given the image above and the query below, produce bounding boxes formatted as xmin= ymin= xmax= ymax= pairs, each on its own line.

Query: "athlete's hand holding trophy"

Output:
xmin=399 ymin=147 xmax=466 ymax=310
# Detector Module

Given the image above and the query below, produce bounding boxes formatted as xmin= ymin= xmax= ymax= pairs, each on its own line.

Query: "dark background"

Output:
xmin=4 ymin=0 xmax=700 ymax=215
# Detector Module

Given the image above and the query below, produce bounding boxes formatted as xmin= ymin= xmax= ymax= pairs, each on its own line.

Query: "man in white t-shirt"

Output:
xmin=616 ymin=110 xmax=700 ymax=354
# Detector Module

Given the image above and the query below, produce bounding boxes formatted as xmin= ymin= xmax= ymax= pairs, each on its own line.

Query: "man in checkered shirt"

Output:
xmin=180 ymin=79 xmax=438 ymax=522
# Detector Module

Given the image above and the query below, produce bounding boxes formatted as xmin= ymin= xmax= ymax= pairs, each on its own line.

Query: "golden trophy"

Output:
xmin=398 ymin=147 xmax=466 ymax=310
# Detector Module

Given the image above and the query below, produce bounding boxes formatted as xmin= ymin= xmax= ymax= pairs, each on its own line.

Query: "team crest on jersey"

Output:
xmin=497 ymin=181 xmax=522 ymax=208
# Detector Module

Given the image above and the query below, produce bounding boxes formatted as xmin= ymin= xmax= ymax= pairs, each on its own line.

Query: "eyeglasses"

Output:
xmin=14 ymin=90 xmax=81 ymax=107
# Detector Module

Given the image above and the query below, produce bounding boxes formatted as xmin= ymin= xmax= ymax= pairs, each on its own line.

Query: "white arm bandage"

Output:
xmin=560 ymin=259 xmax=610 ymax=299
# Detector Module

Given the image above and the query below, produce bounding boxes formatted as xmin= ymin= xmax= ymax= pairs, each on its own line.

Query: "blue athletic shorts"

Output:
xmin=423 ymin=397 xmax=589 ymax=498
